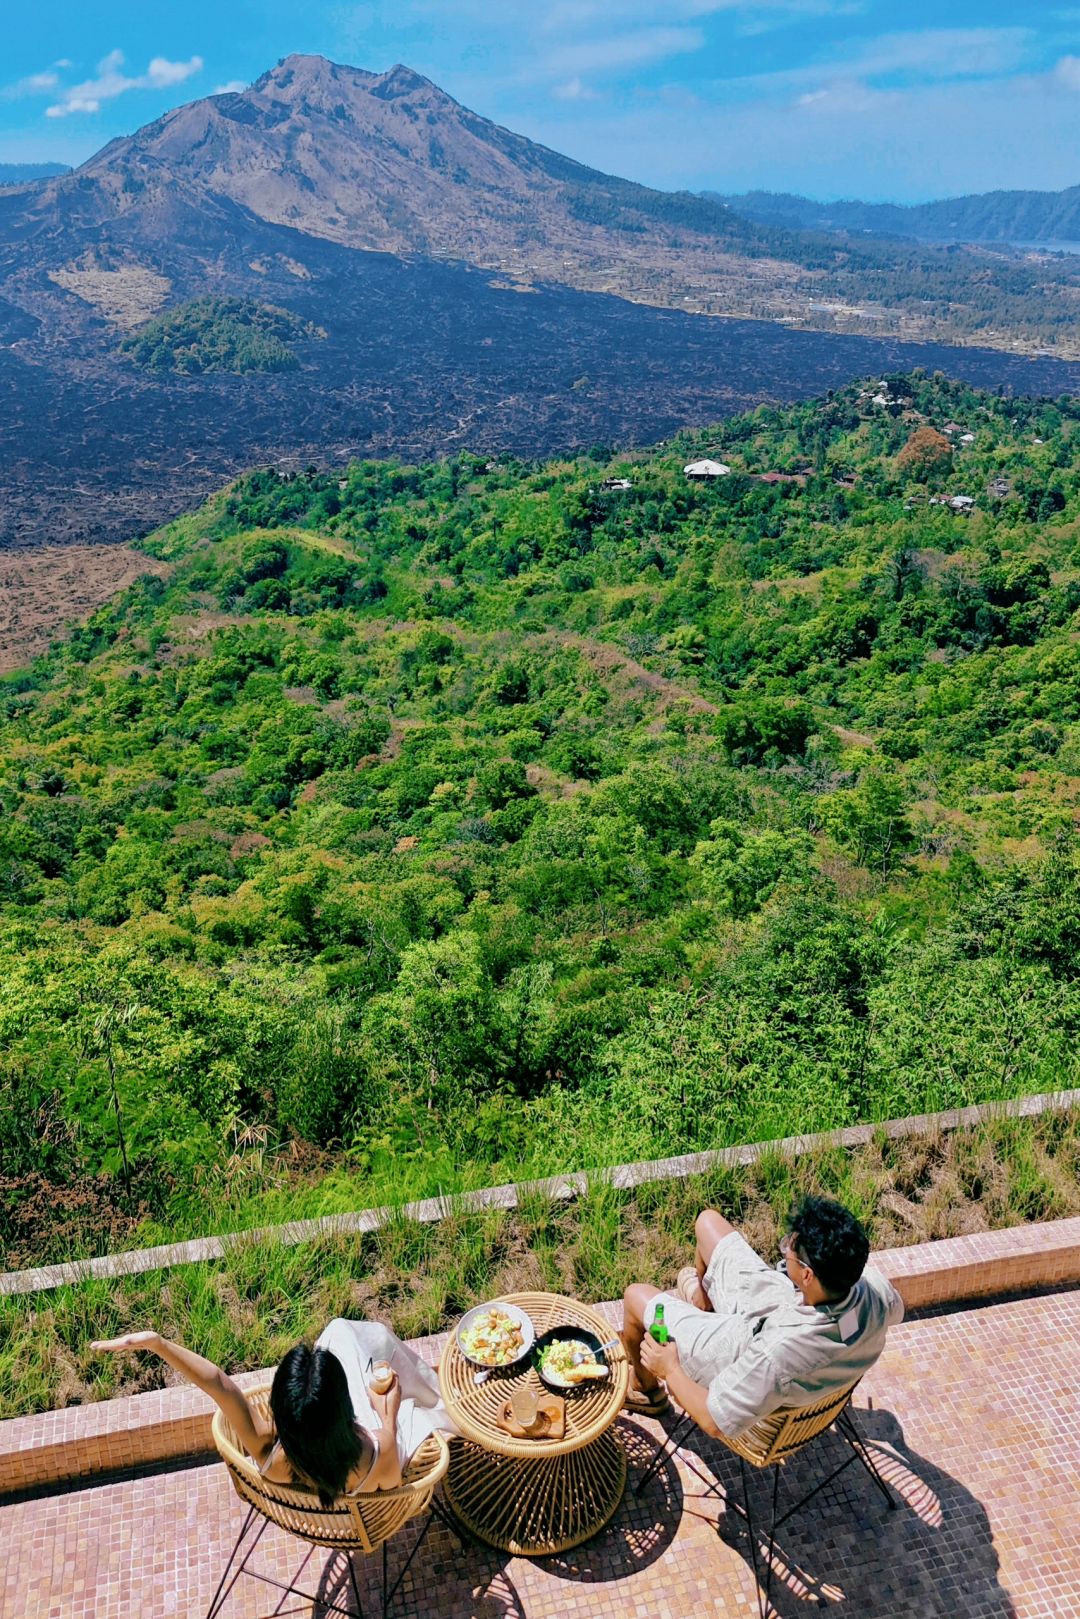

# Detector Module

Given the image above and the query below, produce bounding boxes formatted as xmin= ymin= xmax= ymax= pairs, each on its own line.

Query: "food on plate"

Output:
xmin=539 ymin=1338 xmax=609 ymax=1387
xmin=564 ymin=1361 xmax=609 ymax=1384
xmin=459 ymin=1308 xmax=526 ymax=1367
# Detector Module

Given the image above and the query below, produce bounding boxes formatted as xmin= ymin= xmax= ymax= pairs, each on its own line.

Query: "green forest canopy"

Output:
xmin=3 ymin=370 xmax=1080 ymax=1261
xmin=121 ymin=296 xmax=321 ymax=375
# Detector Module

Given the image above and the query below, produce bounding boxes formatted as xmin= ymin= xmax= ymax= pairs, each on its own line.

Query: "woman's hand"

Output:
xmin=90 ymin=1332 xmax=162 ymax=1355
xmin=371 ymin=1374 xmax=402 ymax=1430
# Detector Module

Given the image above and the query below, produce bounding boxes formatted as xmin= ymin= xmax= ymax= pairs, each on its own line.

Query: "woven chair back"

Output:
xmin=719 ymin=1380 xmax=858 ymax=1469
xmin=210 ymin=1386 xmax=450 ymax=1554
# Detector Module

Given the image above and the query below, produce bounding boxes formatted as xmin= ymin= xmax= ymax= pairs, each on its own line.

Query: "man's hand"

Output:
xmin=90 ymin=1332 xmax=162 ymax=1355
xmin=640 ymin=1335 xmax=679 ymax=1384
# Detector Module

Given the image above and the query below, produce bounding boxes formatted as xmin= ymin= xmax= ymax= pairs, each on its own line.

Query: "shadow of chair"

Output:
xmin=205 ymin=1384 xmax=458 ymax=1619
xmin=639 ymin=1398 xmax=1021 ymax=1619
xmin=636 ymin=1381 xmax=894 ymax=1619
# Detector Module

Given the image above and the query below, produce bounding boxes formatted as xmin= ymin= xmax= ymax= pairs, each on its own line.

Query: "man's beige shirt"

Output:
xmin=650 ymin=1231 xmax=904 ymax=1438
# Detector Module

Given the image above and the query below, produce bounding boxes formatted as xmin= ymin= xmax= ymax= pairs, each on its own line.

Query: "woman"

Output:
xmin=92 ymin=1318 xmax=458 ymax=1504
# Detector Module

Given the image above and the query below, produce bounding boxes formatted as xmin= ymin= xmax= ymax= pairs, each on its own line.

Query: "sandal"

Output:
xmin=624 ymin=1382 xmax=671 ymax=1416
xmin=676 ymin=1265 xmax=706 ymax=1307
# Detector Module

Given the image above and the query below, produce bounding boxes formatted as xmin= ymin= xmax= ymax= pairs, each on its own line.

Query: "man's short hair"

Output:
xmin=788 ymin=1195 xmax=870 ymax=1297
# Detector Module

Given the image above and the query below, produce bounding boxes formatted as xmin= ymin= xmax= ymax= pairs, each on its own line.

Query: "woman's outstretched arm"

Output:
xmin=91 ymin=1331 xmax=272 ymax=1463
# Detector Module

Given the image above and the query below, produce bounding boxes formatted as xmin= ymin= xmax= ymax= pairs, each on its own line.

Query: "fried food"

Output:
xmin=563 ymin=1360 xmax=610 ymax=1384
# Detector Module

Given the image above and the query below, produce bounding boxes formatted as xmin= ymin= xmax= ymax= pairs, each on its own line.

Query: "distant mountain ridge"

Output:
xmin=6 ymin=54 xmax=1077 ymax=342
xmin=2 ymin=53 xmax=1080 ymax=550
xmin=715 ymin=185 xmax=1080 ymax=246
xmin=54 ymin=57 xmax=776 ymax=277
xmin=0 ymin=161 xmax=70 ymax=185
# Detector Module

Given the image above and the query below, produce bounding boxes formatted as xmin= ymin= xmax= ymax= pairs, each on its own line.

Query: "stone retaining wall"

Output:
xmin=4 ymin=1088 xmax=1077 ymax=1299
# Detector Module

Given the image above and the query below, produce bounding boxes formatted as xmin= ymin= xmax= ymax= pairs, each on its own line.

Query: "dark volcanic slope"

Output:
xmin=5 ymin=213 xmax=1080 ymax=549
xmin=3 ymin=53 xmax=1080 ymax=547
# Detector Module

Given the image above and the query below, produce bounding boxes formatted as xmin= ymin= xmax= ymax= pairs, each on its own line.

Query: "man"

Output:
xmin=621 ymin=1196 xmax=903 ymax=1438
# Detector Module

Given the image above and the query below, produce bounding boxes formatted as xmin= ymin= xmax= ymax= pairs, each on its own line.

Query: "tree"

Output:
xmin=821 ymin=769 xmax=915 ymax=879
xmin=691 ymin=821 xmax=815 ymax=917
xmin=896 ymin=426 xmax=952 ymax=480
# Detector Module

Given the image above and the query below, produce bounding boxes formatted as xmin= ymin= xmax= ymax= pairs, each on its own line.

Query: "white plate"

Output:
xmin=455 ymin=1301 xmax=535 ymax=1370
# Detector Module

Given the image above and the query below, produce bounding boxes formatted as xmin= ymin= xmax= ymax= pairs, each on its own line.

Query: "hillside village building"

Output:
xmin=684 ymin=459 xmax=730 ymax=480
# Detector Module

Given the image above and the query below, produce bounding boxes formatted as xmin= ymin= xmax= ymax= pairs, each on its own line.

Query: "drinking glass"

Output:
xmin=510 ymin=1386 xmax=539 ymax=1428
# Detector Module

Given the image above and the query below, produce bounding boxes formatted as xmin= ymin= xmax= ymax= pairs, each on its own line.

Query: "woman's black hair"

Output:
xmin=787 ymin=1194 xmax=870 ymax=1299
xmin=270 ymin=1344 xmax=364 ymax=1506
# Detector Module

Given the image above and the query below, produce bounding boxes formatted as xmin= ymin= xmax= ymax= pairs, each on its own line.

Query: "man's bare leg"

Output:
xmin=622 ymin=1282 xmax=664 ymax=1393
xmin=690 ymin=1209 xmax=737 ymax=1311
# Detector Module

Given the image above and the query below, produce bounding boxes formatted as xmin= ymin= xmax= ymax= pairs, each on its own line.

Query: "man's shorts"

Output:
xmin=703 ymin=1229 xmax=794 ymax=1318
xmin=644 ymin=1230 xmax=794 ymax=1387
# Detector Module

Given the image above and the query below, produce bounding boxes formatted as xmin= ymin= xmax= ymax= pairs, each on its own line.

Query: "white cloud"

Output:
xmin=524 ymin=0 xmax=859 ymax=24
xmin=44 ymin=49 xmax=203 ymax=118
xmin=1054 ymin=54 xmax=1080 ymax=90
xmin=543 ymin=26 xmax=705 ymax=79
xmin=146 ymin=57 xmax=202 ymax=89
xmin=795 ymin=77 xmax=897 ymax=115
xmin=531 ymin=54 xmax=1080 ymax=201
xmin=1 ymin=68 xmax=60 ymax=101
xmin=552 ymin=78 xmax=601 ymax=102
xmin=214 ymin=80 xmax=248 ymax=95
xmin=835 ymin=27 xmax=1031 ymax=82
xmin=724 ymin=27 xmax=1035 ymax=99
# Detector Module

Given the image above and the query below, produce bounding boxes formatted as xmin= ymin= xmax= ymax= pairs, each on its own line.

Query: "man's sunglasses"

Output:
xmin=780 ymin=1232 xmax=813 ymax=1270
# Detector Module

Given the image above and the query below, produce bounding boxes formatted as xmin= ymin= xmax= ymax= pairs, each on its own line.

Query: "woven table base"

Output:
xmin=444 ymin=1429 xmax=627 ymax=1556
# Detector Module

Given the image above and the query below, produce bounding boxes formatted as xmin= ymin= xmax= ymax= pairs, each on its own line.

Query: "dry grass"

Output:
xmin=0 ymin=546 xmax=171 ymax=673
xmin=48 ymin=261 xmax=172 ymax=328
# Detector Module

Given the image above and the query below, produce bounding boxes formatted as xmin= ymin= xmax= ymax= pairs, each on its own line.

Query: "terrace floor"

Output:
xmin=3 ymin=1286 xmax=1079 ymax=1619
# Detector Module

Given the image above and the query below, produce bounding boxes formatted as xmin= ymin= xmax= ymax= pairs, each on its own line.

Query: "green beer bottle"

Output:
xmin=649 ymin=1302 xmax=670 ymax=1345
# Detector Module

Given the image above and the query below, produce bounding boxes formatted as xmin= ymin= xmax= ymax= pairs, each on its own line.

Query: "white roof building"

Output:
xmin=684 ymin=459 xmax=731 ymax=479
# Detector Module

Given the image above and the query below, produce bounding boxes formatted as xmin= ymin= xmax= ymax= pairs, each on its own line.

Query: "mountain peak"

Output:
xmin=254 ymin=54 xmax=362 ymax=92
xmin=376 ymin=64 xmax=436 ymax=95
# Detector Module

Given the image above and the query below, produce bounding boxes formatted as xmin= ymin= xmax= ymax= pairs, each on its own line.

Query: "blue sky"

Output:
xmin=2 ymin=2 xmax=1078 ymax=201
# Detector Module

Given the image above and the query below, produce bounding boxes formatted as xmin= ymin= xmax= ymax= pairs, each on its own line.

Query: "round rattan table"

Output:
xmin=438 ymin=1291 xmax=629 ymax=1557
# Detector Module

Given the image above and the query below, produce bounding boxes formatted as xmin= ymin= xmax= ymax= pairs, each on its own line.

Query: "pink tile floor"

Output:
xmin=3 ymin=1287 xmax=1078 ymax=1619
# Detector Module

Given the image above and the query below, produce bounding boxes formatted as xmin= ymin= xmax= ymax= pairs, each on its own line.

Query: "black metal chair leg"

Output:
xmin=348 ymin=1552 xmax=365 ymax=1618
xmin=208 ymin=1516 xmax=360 ymax=1619
xmin=837 ymin=1410 xmax=897 ymax=1510
xmin=382 ymin=1509 xmax=437 ymax=1615
xmin=635 ymin=1409 xmax=694 ymax=1495
xmin=739 ymin=1455 xmax=769 ymax=1619
xmin=204 ymin=1506 xmax=266 ymax=1619
xmin=763 ymin=1463 xmax=781 ymax=1616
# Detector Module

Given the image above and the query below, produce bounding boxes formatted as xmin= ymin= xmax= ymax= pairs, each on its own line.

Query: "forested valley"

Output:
xmin=4 ymin=371 xmax=1080 ymax=1272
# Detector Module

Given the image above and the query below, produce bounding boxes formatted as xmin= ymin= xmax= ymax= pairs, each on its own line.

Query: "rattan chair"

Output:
xmin=205 ymin=1385 xmax=455 ymax=1619
xmin=636 ymin=1380 xmax=895 ymax=1619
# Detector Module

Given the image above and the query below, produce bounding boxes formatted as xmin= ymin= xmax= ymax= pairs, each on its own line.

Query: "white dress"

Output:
xmin=314 ymin=1318 xmax=458 ymax=1473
